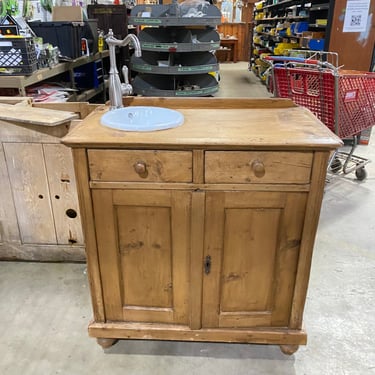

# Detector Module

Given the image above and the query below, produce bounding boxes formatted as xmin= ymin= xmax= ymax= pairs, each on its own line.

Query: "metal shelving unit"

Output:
xmin=129 ymin=3 xmax=221 ymax=27
xmin=129 ymin=2 xmax=221 ymax=97
xmin=251 ymin=0 xmax=331 ymax=81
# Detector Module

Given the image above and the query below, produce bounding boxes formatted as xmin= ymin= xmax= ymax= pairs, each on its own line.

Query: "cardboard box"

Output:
xmin=52 ymin=6 xmax=83 ymax=22
xmin=301 ymin=31 xmax=325 ymax=39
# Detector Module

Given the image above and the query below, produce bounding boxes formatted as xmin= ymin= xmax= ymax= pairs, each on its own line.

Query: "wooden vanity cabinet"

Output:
xmin=63 ymin=98 xmax=342 ymax=354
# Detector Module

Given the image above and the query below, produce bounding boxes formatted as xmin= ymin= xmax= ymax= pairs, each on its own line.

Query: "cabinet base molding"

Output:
xmin=0 ymin=243 xmax=85 ymax=262
xmin=89 ymin=322 xmax=307 ymax=347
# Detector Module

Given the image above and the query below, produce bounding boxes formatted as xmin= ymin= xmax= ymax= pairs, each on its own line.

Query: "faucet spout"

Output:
xmin=106 ymin=29 xmax=142 ymax=110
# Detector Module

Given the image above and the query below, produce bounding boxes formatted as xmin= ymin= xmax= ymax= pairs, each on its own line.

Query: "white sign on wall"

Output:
xmin=343 ymin=0 xmax=371 ymax=32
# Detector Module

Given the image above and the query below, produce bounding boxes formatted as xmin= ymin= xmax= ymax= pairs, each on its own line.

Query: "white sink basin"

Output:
xmin=100 ymin=106 xmax=184 ymax=132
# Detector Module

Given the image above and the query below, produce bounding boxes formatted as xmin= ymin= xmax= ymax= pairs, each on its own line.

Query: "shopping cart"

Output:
xmin=263 ymin=51 xmax=375 ymax=181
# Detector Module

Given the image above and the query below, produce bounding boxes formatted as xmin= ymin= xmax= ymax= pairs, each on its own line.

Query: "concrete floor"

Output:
xmin=1 ymin=62 xmax=375 ymax=374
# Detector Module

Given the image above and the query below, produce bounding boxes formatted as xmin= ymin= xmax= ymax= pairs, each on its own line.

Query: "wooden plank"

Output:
xmin=192 ymin=149 xmax=204 ymax=184
xmin=190 ymin=191 xmax=205 ymax=330
xmin=202 ymin=192 xmax=225 ymax=328
xmin=89 ymin=322 xmax=307 ymax=345
xmin=72 ymin=148 xmax=105 ymax=322
xmin=90 ymin=181 xmax=311 ymax=192
xmin=170 ymin=190 xmax=191 ymax=324
xmin=270 ymin=192 xmax=307 ymax=326
xmin=0 ymin=96 xmax=32 ymax=105
xmin=3 ymin=143 xmax=56 ymax=244
xmin=0 ymin=143 xmax=20 ymax=243
xmin=92 ymin=189 xmax=123 ymax=321
xmin=122 ymin=97 xmax=297 ymax=109
xmin=43 ymin=144 xmax=84 ymax=245
xmin=0 ymin=119 xmax=69 ymax=143
xmin=33 ymin=102 xmax=99 ymax=119
xmin=290 ymin=151 xmax=330 ymax=329
xmin=0 ymin=103 xmax=78 ymax=126
xmin=0 ymin=243 xmax=85 ymax=261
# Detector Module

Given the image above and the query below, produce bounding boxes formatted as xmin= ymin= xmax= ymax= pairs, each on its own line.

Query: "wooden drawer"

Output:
xmin=88 ymin=149 xmax=193 ymax=182
xmin=205 ymin=151 xmax=313 ymax=184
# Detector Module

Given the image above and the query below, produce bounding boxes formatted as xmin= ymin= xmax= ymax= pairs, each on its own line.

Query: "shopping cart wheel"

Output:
xmin=355 ymin=167 xmax=367 ymax=181
xmin=330 ymin=158 xmax=342 ymax=173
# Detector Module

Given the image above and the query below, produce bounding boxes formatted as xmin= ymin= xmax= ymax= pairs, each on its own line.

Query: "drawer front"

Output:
xmin=88 ymin=150 xmax=193 ymax=182
xmin=205 ymin=151 xmax=313 ymax=184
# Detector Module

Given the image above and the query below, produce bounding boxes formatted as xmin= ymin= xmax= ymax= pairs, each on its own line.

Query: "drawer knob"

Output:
xmin=134 ymin=161 xmax=148 ymax=178
xmin=251 ymin=160 xmax=265 ymax=178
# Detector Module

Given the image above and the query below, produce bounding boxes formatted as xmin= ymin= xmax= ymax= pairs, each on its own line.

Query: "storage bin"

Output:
xmin=28 ymin=20 xmax=98 ymax=59
xmin=74 ymin=60 xmax=103 ymax=89
xmin=0 ymin=37 xmax=38 ymax=75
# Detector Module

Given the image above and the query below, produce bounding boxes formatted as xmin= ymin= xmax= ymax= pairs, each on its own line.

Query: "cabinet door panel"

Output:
xmin=202 ymin=191 xmax=307 ymax=328
xmin=4 ymin=143 xmax=56 ymax=244
xmin=118 ymin=205 xmax=173 ymax=308
xmin=92 ymin=189 xmax=191 ymax=325
xmin=0 ymin=143 xmax=19 ymax=243
xmin=44 ymin=144 xmax=84 ymax=245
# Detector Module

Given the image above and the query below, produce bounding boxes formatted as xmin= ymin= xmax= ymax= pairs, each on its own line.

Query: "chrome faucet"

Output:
xmin=106 ymin=29 xmax=142 ymax=110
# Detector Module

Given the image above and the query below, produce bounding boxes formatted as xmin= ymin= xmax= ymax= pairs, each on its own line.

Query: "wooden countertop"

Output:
xmin=62 ymin=98 xmax=342 ymax=151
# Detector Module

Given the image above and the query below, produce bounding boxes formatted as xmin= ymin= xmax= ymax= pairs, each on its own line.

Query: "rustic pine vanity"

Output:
xmin=62 ymin=97 xmax=342 ymax=354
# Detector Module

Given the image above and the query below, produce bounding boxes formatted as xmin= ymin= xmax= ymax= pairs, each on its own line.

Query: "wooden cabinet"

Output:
xmin=0 ymin=100 xmax=88 ymax=261
xmin=63 ymin=97 xmax=342 ymax=353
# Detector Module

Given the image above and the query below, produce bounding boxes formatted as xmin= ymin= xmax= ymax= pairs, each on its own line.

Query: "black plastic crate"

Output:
xmin=28 ymin=20 xmax=98 ymax=59
xmin=0 ymin=37 xmax=38 ymax=75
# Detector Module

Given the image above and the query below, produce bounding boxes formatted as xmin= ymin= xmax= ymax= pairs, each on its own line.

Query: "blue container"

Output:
xmin=308 ymin=39 xmax=325 ymax=50
xmin=294 ymin=22 xmax=309 ymax=34
xmin=74 ymin=60 xmax=103 ymax=89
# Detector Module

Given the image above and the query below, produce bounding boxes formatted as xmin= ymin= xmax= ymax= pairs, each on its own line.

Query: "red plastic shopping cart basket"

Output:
xmin=273 ymin=66 xmax=375 ymax=139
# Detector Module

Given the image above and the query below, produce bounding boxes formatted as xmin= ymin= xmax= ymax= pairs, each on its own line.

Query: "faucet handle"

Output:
xmin=122 ymin=65 xmax=130 ymax=85
xmin=121 ymin=65 xmax=133 ymax=96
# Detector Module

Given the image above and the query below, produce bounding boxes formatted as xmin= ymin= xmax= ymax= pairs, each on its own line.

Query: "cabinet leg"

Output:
xmin=96 ymin=338 xmax=118 ymax=349
xmin=279 ymin=344 xmax=299 ymax=355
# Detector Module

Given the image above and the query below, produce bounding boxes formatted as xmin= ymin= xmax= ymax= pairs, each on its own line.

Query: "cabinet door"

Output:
xmin=92 ymin=189 xmax=191 ymax=325
xmin=43 ymin=144 xmax=83 ymax=245
xmin=202 ymin=191 xmax=307 ymax=328
xmin=3 ymin=143 xmax=56 ymax=244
